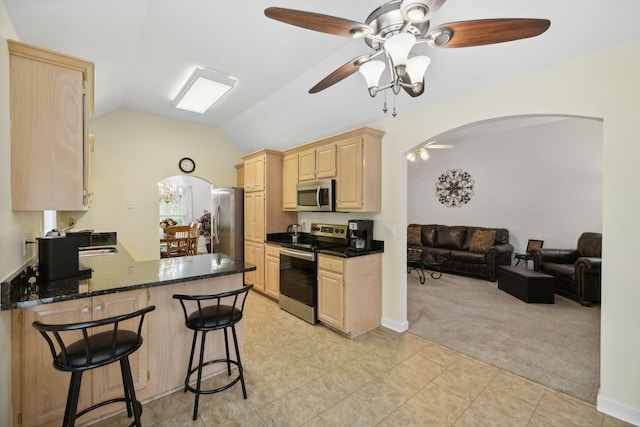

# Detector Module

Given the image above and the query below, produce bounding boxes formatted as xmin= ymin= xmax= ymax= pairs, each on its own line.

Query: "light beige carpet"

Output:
xmin=406 ymin=270 xmax=600 ymax=403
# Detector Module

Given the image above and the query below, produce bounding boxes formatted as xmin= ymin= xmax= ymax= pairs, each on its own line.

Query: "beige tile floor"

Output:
xmin=94 ymin=290 xmax=633 ymax=427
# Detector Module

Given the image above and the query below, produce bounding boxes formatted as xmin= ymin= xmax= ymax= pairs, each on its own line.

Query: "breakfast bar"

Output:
xmin=1 ymin=246 xmax=255 ymax=427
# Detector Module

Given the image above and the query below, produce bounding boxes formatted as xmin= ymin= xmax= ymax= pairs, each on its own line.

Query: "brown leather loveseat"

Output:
xmin=408 ymin=224 xmax=514 ymax=281
xmin=531 ymin=232 xmax=602 ymax=306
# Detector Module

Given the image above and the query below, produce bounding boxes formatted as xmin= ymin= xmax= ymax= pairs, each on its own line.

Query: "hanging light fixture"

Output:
xmin=407 ymin=147 xmax=430 ymax=162
xmin=358 ymin=31 xmax=431 ymax=117
xmin=159 ymin=183 xmax=182 ymax=204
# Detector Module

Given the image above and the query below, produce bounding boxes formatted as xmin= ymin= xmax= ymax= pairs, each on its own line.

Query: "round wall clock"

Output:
xmin=179 ymin=157 xmax=195 ymax=174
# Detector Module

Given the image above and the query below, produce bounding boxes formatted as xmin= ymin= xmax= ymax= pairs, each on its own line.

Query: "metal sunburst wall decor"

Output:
xmin=435 ymin=169 xmax=475 ymax=207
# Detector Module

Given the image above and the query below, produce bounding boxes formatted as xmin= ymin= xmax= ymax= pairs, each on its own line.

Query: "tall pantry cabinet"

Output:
xmin=8 ymin=40 xmax=94 ymax=211
xmin=242 ymin=150 xmax=297 ymax=294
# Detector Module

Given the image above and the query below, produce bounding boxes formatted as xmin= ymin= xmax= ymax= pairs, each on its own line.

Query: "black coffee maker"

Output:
xmin=347 ymin=219 xmax=374 ymax=250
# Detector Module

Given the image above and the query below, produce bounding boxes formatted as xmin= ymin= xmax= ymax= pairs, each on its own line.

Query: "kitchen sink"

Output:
xmin=78 ymin=247 xmax=118 ymax=257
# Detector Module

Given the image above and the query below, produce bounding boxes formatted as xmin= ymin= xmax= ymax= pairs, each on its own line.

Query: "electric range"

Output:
xmin=269 ymin=223 xmax=347 ymax=324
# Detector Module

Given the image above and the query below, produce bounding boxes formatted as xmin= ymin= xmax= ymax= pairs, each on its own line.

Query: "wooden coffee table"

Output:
xmin=407 ymin=248 xmax=447 ymax=284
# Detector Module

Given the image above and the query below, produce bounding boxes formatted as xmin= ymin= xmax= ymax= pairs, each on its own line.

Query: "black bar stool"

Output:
xmin=33 ymin=305 xmax=155 ymax=427
xmin=173 ymin=285 xmax=252 ymax=420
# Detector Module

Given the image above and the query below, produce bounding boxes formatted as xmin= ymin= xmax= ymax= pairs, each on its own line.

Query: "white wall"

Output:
xmin=407 ymin=117 xmax=603 ymax=252
xmin=371 ymin=40 xmax=640 ymax=424
xmin=59 ymin=110 xmax=243 ymax=261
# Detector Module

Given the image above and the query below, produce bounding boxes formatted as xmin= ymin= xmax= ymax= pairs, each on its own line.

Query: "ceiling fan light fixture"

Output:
xmin=419 ymin=148 xmax=430 ymax=160
xmin=384 ymin=33 xmax=416 ymax=77
xmin=350 ymin=26 xmax=373 ymax=39
xmin=400 ymin=1 xmax=430 ymax=23
xmin=359 ymin=60 xmax=386 ymax=97
xmin=406 ymin=55 xmax=431 ymax=88
xmin=407 ymin=152 xmax=417 ymax=162
xmin=173 ymin=68 xmax=237 ymax=114
xmin=431 ymin=27 xmax=453 ymax=46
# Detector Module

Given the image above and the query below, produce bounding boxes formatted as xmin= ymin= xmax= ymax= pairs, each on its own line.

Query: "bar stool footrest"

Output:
xmin=185 ymin=359 xmax=242 ymax=395
xmin=75 ymin=397 xmax=143 ymax=419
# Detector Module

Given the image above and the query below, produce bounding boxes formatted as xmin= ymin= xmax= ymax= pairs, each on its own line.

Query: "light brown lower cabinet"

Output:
xmin=12 ymin=274 xmax=243 ymax=427
xmin=317 ymin=253 xmax=382 ymax=337
xmin=244 ymin=242 xmax=265 ymax=293
xmin=264 ymin=244 xmax=280 ymax=300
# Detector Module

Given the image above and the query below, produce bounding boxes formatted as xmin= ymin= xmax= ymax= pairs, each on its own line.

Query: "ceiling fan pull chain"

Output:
xmin=392 ymin=93 xmax=397 ymax=118
xmin=382 ymin=90 xmax=388 ymax=114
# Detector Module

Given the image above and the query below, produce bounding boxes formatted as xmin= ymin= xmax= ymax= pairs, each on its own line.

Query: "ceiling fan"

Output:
xmin=265 ymin=0 xmax=550 ymax=112
xmin=407 ymin=140 xmax=454 ymax=161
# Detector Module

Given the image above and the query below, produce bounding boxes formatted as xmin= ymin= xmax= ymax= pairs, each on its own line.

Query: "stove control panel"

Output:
xmin=310 ymin=223 xmax=347 ymax=239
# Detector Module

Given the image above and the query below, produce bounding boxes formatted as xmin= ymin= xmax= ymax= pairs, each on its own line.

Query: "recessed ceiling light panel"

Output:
xmin=173 ymin=68 xmax=237 ymax=114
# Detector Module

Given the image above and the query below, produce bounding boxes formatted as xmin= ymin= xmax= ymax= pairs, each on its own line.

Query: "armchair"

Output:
xmin=531 ymin=232 xmax=602 ymax=306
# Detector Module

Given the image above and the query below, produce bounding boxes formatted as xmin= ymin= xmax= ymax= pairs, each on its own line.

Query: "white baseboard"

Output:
xmin=597 ymin=392 xmax=640 ymax=426
xmin=381 ymin=317 xmax=408 ymax=333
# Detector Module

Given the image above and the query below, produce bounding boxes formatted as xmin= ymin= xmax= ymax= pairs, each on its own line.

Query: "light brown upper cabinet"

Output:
xmin=243 ymin=155 xmax=265 ymax=192
xmin=335 ymin=128 xmax=383 ymax=212
xmin=235 ymin=163 xmax=245 ymax=188
xmin=9 ymin=40 xmax=94 ymax=211
xmin=283 ymin=128 xmax=383 ymax=212
xmin=298 ymin=144 xmax=336 ymax=182
xmin=282 ymin=153 xmax=298 ymax=211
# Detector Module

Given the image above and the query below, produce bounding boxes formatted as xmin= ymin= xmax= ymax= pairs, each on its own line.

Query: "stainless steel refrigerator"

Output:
xmin=211 ymin=187 xmax=244 ymax=261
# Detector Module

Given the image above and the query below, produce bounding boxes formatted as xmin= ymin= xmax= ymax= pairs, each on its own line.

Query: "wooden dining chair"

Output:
xmin=164 ymin=225 xmax=192 ymax=257
xmin=188 ymin=222 xmax=202 ymax=255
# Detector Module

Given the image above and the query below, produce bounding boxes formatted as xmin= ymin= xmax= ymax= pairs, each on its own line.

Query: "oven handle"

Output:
xmin=279 ymin=247 xmax=315 ymax=262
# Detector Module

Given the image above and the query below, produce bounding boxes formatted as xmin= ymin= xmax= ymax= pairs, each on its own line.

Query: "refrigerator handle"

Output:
xmin=215 ymin=205 xmax=221 ymax=244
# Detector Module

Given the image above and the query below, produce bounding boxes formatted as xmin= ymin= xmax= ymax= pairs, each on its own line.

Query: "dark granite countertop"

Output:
xmin=316 ymin=244 xmax=384 ymax=258
xmin=1 ymin=244 xmax=255 ymax=310
xmin=265 ymin=233 xmax=384 ymax=258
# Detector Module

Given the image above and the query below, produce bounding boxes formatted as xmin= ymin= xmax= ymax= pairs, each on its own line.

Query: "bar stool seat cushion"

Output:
xmin=186 ymin=305 xmax=241 ymax=330
xmin=59 ymin=330 xmax=142 ymax=370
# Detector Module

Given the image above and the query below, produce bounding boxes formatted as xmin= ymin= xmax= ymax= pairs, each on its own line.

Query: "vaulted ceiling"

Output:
xmin=4 ymin=0 xmax=640 ymax=153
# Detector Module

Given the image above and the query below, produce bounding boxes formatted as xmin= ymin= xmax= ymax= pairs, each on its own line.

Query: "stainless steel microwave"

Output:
xmin=296 ymin=179 xmax=336 ymax=212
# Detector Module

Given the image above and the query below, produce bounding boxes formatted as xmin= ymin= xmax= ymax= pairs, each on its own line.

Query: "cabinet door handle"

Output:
xmin=81 ymin=307 xmax=90 ymax=313
xmin=95 ymin=305 xmax=103 ymax=311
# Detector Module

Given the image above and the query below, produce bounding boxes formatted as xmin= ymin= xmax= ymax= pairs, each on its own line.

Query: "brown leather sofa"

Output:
xmin=408 ymin=224 xmax=514 ymax=281
xmin=531 ymin=232 xmax=602 ymax=306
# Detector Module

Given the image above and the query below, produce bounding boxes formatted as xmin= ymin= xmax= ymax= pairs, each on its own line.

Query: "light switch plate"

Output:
xmin=385 ymin=225 xmax=396 ymax=237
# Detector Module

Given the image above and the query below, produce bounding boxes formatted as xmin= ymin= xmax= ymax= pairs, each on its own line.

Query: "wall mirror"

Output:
xmin=158 ymin=175 xmax=213 ymax=255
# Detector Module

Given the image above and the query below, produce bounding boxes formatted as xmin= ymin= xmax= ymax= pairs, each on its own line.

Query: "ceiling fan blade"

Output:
xmin=309 ymin=55 xmax=370 ymax=94
xmin=265 ymin=7 xmax=373 ymax=38
xmin=427 ymin=18 xmax=550 ymax=48
xmin=427 ymin=144 xmax=455 ymax=149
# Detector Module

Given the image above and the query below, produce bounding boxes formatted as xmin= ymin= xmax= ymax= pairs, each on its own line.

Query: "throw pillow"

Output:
xmin=469 ymin=229 xmax=497 ymax=252
xmin=407 ymin=225 xmax=422 ymax=246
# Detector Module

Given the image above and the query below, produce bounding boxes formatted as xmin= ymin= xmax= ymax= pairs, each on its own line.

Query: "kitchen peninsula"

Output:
xmin=2 ymin=246 xmax=255 ymax=427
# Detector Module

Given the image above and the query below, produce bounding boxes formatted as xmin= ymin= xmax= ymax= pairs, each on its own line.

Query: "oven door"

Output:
xmin=279 ymin=247 xmax=317 ymax=324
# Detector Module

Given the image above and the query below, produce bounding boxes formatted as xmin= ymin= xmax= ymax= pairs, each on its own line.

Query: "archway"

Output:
xmin=158 ymin=175 xmax=213 ymax=255
xmin=404 ymin=114 xmax=603 ymax=402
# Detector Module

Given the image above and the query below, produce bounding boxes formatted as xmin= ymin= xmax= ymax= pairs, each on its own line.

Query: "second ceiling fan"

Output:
xmin=265 ymin=0 xmax=550 ymax=101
